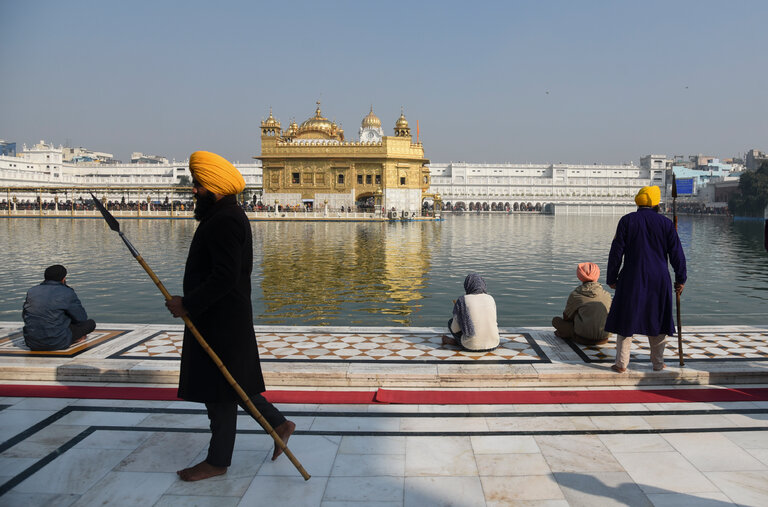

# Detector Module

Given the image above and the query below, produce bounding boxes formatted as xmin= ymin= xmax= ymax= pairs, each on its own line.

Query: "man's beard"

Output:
xmin=193 ymin=191 xmax=217 ymax=221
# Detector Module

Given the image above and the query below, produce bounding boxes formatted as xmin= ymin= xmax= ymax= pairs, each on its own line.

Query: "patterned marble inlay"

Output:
xmin=566 ymin=331 xmax=768 ymax=363
xmin=111 ymin=330 xmax=549 ymax=363
xmin=0 ymin=327 xmax=129 ymax=357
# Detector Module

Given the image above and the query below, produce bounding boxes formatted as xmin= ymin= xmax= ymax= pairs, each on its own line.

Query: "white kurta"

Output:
xmin=451 ymin=293 xmax=500 ymax=351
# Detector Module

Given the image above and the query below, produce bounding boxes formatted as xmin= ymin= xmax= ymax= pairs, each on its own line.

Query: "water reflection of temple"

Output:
xmin=256 ymin=222 xmax=439 ymax=325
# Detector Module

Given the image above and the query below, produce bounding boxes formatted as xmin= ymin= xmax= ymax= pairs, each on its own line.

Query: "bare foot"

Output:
xmin=73 ymin=335 xmax=87 ymax=345
xmin=653 ymin=364 xmax=665 ymax=371
xmin=441 ymin=335 xmax=458 ymax=346
xmin=177 ymin=461 xmax=227 ymax=481
xmin=611 ymin=364 xmax=627 ymax=373
xmin=553 ymin=331 xmax=563 ymax=339
xmin=271 ymin=420 xmax=296 ymax=461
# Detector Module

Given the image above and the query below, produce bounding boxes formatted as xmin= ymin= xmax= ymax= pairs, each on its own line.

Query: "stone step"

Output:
xmin=2 ymin=323 xmax=767 ymax=388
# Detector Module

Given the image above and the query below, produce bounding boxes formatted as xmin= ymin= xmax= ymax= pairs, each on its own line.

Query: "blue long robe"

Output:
xmin=604 ymin=207 xmax=687 ymax=337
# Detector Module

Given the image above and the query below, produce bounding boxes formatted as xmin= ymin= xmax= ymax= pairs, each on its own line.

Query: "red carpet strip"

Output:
xmin=375 ymin=388 xmax=768 ymax=404
xmin=1 ymin=385 xmax=767 ymax=404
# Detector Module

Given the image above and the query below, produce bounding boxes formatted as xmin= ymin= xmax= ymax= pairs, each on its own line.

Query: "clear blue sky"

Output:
xmin=1 ymin=0 xmax=766 ymax=165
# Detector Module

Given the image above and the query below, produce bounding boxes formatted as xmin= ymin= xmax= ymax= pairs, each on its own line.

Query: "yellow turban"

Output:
xmin=189 ymin=151 xmax=245 ymax=195
xmin=635 ymin=186 xmax=660 ymax=207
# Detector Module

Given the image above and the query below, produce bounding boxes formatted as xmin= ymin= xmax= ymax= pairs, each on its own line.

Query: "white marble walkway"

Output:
xmin=1 ymin=386 xmax=767 ymax=506
xmin=2 ymin=323 xmax=768 ymax=387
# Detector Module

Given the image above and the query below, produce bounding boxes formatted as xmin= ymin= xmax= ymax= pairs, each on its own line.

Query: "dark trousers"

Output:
xmin=70 ymin=319 xmax=96 ymax=342
xmin=552 ymin=316 xmax=609 ymax=346
xmin=204 ymin=393 xmax=287 ymax=467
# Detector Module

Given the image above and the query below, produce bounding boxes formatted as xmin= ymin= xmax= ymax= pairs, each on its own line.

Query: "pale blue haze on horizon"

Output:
xmin=1 ymin=0 xmax=766 ymax=165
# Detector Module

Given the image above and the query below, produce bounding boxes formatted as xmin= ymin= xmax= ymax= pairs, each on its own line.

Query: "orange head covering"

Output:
xmin=635 ymin=185 xmax=660 ymax=207
xmin=189 ymin=151 xmax=245 ymax=195
xmin=577 ymin=262 xmax=600 ymax=283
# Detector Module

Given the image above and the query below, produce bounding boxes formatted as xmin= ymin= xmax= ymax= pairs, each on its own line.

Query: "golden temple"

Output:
xmin=257 ymin=102 xmax=430 ymax=215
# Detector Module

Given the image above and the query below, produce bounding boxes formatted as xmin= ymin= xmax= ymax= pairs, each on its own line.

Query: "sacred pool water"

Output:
xmin=1 ymin=214 xmax=766 ymax=328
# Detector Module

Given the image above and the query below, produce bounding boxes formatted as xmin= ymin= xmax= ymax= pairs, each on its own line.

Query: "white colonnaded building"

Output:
xmin=1 ymin=140 xmax=666 ymax=214
xmin=428 ymin=161 xmax=666 ymax=214
xmin=0 ymin=140 xmax=262 ymax=203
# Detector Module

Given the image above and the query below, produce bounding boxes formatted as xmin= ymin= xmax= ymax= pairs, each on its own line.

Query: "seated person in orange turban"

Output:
xmin=552 ymin=262 xmax=613 ymax=345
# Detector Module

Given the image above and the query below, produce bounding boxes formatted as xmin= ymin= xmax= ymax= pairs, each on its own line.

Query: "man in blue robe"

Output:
xmin=604 ymin=186 xmax=687 ymax=372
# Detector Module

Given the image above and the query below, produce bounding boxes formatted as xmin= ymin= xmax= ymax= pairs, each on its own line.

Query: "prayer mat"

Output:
xmin=0 ymin=328 xmax=129 ymax=357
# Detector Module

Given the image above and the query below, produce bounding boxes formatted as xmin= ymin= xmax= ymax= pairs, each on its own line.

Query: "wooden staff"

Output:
xmin=90 ymin=193 xmax=311 ymax=481
xmin=671 ymin=177 xmax=685 ymax=367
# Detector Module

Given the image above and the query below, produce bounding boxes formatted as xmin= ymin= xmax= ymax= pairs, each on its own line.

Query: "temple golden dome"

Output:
xmin=361 ymin=106 xmax=381 ymax=129
xmin=263 ymin=108 xmax=280 ymax=127
xmin=395 ymin=111 xmax=409 ymax=129
xmin=298 ymin=102 xmax=333 ymax=134
xmin=287 ymin=119 xmax=298 ymax=136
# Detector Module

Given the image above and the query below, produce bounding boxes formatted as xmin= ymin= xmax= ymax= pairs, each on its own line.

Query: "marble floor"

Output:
xmin=1 ymin=322 xmax=767 ymax=387
xmin=2 ymin=321 xmax=768 ymax=505
xmin=1 ymin=385 xmax=767 ymax=506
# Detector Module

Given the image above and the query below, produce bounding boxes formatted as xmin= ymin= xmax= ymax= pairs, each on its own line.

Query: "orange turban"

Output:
xmin=635 ymin=186 xmax=660 ymax=207
xmin=577 ymin=262 xmax=600 ymax=283
xmin=189 ymin=151 xmax=245 ymax=195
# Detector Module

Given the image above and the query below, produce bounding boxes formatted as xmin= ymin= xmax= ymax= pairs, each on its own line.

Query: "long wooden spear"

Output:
xmin=90 ymin=193 xmax=310 ymax=481
xmin=671 ymin=177 xmax=685 ymax=367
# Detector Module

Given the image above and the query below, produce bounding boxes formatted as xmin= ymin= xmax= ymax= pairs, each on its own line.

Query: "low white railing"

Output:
xmin=0 ymin=209 xmax=388 ymax=220
xmin=246 ymin=211 xmax=378 ymax=220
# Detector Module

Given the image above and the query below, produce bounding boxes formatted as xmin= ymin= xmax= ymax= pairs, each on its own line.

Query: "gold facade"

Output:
xmin=257 ymin=103 xmax=430 ymax=211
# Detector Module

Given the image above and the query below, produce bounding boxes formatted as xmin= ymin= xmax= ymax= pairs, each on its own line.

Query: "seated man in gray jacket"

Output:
xmin=22 ymin=265 xmax=96 ymax=351
xmin=552 ymin=262 xmax=612 ymax=346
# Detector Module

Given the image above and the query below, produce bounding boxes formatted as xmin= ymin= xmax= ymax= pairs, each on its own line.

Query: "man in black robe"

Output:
xmin=166 ymin=150 xmax=294 ymax=482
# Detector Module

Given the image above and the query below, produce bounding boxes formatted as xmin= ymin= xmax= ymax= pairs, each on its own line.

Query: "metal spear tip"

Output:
xmin=90 ymin=192 xmax=121 ymax=232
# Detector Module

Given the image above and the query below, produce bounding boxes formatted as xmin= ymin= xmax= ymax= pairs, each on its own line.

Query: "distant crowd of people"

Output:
xmin=0 ymin=198 xmax=734 ymax=216
xmin=441 ymin=202 xmax=540 ymax=212
xmin=0 ymin=198 xmax=194 ymax=212
xmin=0 ymin=198 xmax=388 ymax=214
xmin=657 ymin=202 xmax=729 ymax=215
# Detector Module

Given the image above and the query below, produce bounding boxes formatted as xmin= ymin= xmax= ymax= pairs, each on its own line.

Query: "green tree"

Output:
xmin=729 ymin=162 xmax=768 ymax=216
xmin=176 ymin=175 xmax=192 ymax=186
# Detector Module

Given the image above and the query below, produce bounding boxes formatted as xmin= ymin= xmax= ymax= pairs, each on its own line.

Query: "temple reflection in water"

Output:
xmin=256 ymin=221 xmax=440 ymax=325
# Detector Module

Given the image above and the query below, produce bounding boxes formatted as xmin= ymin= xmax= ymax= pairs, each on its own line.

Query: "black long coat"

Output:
xmin=177 ymin=195 xmax=265 ymax=402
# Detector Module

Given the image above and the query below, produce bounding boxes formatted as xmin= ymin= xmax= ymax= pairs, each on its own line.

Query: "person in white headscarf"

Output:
xmin=442 ymin=273 xmax=500 ymax=351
